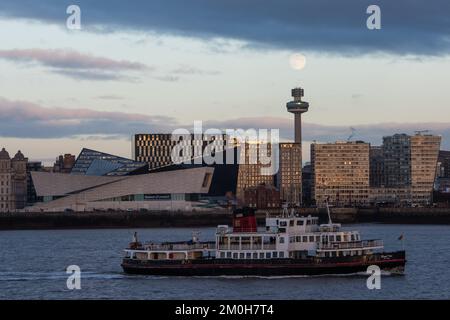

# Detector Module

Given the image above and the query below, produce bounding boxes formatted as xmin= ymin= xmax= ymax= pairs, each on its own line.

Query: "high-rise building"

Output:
xmin=410 ymin=133 xmax=441 ymax=204
xmin=369 ymin=133 xmax=441 ymax=205
xmin=311 ymin=141 xmax=370 ymax=207
xmin=382 ymin=134 xmax=411 ymax=187
xmin=0 ymin=148 xmax=28 ymax=212
xmin=369 ymin=146 xmax=385 ymax=187
xmin=438 ymin=150 xmax=450 ymax=178
xmin=235 ymin=142 xmax=275 ymax=201
xmin=133 ymin=133 xmax=229 ymax=170
xmin=133 ymin=134 xmax=276 ymax=202
xmin=302 ymin=163 xmax=313 ymax=206
xmin=278 ymin=143 xmax=302 ymax=205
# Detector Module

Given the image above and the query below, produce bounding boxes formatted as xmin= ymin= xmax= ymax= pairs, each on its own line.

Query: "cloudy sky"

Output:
xmin=0 ymin=0 xmax=449 ymax=164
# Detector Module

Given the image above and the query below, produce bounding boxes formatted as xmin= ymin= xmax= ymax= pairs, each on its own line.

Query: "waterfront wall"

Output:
xmin=0 ymin=210 xmax=233 ymax=230
xmin=257 ymin=207 xmax=450 ymax=224
xmin=1 ymin=207 xmax=450 ymax=230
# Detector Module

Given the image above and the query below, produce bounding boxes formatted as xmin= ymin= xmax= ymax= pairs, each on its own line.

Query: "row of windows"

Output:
xmin=219 ymin=251 xmax=285 ymax=259
xmin=278 ymin=218 xmax=318 ymax=227
xmin=289 ymin=233 xmax=358 ymax=243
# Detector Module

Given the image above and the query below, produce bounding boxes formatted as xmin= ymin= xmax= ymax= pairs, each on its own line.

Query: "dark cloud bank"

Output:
xmin=0 ymin=0 xmax=449 ymax=56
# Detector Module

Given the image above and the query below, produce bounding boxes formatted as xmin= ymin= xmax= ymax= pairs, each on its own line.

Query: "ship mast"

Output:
xmin=325 ymin=197 xmax=332 ymax=225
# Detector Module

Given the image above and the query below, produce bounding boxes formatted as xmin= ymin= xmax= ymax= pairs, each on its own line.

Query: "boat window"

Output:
xmin=336 ymin=235 xmax=342 ymax=242
xmin=230 ymin=237 xmax=240 ymax=246
xmin=227 ymin=252 xmax=232 ymax=258
xmin=351 ymin=234 xmax=355 ymax=241
xmin=253 ymin=237 xmax=262 ymax=245
xmin=309 ymin=236 xmax=314 ymax=242
xmin=253 ymin=252 xmax=258 ymax=259
xmin=306 ymin=220 xmax=311 ymax=225
xmin=259 ymin=252 xmax=264 ymax=259
xmin=279 ymin=237 xmax=285 ymax=244
xmin=279 ymin=221 xmax=287 ymax=227
xmin=289 ymin=220 xmax=294 ymax=227
xmin=272 ymin=251 xmax=278 ymax=258
xmin=290 ymin=236 xmax=295 ymax=243
xmin=279 ymin=252 xmax=285 ymax=258
xmin=297 ymin=220 xmax=304 ymax=226
xmin=239 ymin=253 xmax=245 ymax=259
xmin=220 ymin=252 xmax=226 ymax=258
xmin=233 ymin=253 xmax=238 ymax=259
xmin=315 ymin=236 xmax=320 ymax=242
xmin=265 ymin=252 xmax=271 ymax=259
xmin=241 ymin=237 xmax=251 ymax=249
xmin=329 ymin=235 xmax=335 ymax=242
xmin=296 ymin=236 xmax=301 ymax=243
xmin=246 ymin=252 xmax=251 ymax=259
xmin=302 ymin=236 xmax=308 ymax=242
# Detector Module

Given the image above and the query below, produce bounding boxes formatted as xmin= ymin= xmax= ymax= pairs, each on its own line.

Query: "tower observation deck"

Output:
xmin=286 ymin=87 xmax=309 ymax=144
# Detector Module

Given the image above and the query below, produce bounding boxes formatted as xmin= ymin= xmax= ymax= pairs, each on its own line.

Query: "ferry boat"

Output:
xmin=121 ymin=205 xmax=406 ymax=276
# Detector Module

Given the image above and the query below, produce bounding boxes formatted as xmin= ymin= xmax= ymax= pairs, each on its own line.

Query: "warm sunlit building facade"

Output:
xmin=0 ymin=148 xmax=28 ymax=212
xmin=311 ymin=141 xmax=370 ymax=207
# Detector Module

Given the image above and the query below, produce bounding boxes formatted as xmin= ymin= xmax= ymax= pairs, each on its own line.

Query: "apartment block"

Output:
xmin=311 ymin=141 xmax=370 ymax=207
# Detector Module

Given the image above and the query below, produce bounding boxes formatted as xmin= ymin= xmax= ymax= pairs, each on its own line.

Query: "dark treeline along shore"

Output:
xmin=1 ymin=207 xmax=450 ymax=230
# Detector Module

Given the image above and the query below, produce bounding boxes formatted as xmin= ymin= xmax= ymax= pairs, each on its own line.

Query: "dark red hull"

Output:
xmin=122 ymin=251 xmax=406 ymax=276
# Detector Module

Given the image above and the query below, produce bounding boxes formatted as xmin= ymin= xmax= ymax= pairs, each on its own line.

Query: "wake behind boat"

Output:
xmin=121 ymin=205 xmax=406 ymax=276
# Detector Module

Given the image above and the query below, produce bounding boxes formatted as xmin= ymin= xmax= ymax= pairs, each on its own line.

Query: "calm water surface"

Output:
xmin=1 ymin=224 xmax=449 ymax=299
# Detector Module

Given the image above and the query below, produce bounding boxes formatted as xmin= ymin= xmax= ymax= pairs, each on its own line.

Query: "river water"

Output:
xmin=1 ymin=224 xmax=449 ymax=299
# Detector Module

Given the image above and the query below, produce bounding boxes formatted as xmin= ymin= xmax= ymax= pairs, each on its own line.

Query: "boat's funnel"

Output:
xmin=233 ymin=207 xmax=257 ymax=232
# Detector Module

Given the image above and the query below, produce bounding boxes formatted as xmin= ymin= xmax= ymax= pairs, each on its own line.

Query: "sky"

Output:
xmin=0 ymin=0 xmax=449 ymax=164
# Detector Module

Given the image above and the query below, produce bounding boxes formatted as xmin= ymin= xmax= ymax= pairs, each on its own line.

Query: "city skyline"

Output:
xmin=1 ymin=1 xmax=450 ymax=163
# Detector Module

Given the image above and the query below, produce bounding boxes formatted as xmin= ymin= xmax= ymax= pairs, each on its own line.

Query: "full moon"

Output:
xmin=289 ymin=53 xmax=306 ymax=70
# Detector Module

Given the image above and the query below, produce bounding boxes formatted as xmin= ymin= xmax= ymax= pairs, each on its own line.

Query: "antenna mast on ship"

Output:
xmin=325 ymin=197 xmax=333 ymax=225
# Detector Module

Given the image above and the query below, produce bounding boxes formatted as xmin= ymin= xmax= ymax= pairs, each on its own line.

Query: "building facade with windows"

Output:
xmin=243 ymin=183 xmax=281 ymax=209
xmin=410 ymin=134 xmax=441 ymax=204
xmin=369 ymin=133 xmax=441 ymax=205
xmin=0 ymin=148 xmax=28 ymax=212
xmin=311 ymin=141 xmax=370 ymax=207
xmin=278 ymin=143 xmax=302 ymax=205
xmin=133 ymin=134 xmax=277 ymax=203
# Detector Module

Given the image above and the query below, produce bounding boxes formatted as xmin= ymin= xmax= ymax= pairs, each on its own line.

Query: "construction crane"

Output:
xmin=347 ymin=127 xmax=356 ymax=141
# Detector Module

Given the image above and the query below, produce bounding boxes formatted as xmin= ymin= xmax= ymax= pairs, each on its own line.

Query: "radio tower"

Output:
xmin=286 ymin=87 xmax=309 ymax=143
